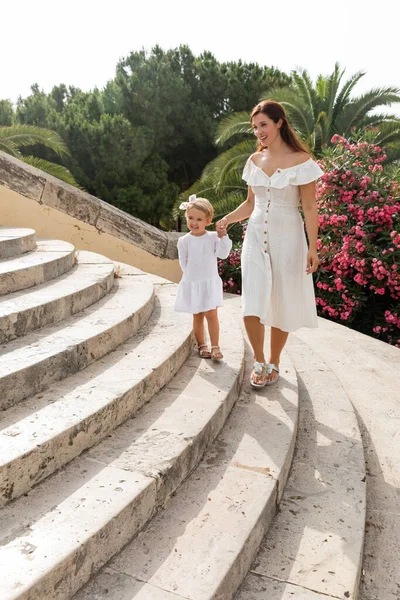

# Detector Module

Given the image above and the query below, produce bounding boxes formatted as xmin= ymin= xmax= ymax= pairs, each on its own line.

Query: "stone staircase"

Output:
xmin=0 ymin=226 xmax=398 ymax=600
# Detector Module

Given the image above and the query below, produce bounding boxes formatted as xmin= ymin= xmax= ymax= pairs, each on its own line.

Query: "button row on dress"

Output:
xmin=264 ymin=186 xmax=272 ymax=253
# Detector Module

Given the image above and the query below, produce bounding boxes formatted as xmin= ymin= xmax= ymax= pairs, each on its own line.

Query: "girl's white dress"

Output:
xmin=242 ymin=156 xmax=323 ymax=332
xmin=175 ymin=231 xmax=232 ymax=314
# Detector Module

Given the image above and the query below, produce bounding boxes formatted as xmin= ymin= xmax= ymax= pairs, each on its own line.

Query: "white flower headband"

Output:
xmin=179 ymin=194 xmax=196 ymax=210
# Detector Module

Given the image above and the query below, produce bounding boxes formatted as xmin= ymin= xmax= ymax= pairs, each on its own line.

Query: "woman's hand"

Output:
xmin=306 ymin=249 xmax=319 ymax=274
xmin=216 ymin=216 xmax=228 ymax=235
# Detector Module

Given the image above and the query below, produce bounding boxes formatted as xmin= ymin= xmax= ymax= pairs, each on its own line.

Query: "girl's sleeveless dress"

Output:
xmin=241 ymin=156 xmax=323 ymax=332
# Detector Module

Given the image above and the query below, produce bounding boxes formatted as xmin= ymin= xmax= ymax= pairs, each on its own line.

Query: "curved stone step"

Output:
xmin=308 ymin=316 xmax=400 ymax=369
xmin=291 ymin=323 xmax=400 ymax=600
xmin=0 ymin=227 xmax=36 ymax=259
xmin=0 ymin=238 xmax=75 ymax=295
xmin=0 ymin=251 xmax=115 ymax=344
xmin=0 ymin=282 xmax=193 ymax=505
xmin=0 ymin=307 xmax=244 ymax=600
xmin=0 ymin=269 xmax=154 ymax=410
xmin=73 ymin=295 xmax=298 ymax=600
xmin=236 ymin=332 xmax=366 ymax=600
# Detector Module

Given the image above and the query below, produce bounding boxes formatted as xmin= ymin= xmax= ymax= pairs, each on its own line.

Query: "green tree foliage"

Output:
xmin=183 ymin=64 xmax=400 ymax=224
xmin=3 ymin=47 xmax=290 ymax=227
xmin=270 ymin=63 xmax=400 ymax=155
xmin=0 ymin=100 xmax=14 ymax=126
xmin=0 ymin=123 xmax=78 ymax=185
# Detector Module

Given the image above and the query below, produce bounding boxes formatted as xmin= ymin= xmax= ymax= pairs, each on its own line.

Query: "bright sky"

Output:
xmin=2 ymin=0 xmax=399 ymax=115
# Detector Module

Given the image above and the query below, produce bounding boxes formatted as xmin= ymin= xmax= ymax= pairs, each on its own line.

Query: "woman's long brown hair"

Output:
xmin=251 ymin=100 xmax=309 ymax=154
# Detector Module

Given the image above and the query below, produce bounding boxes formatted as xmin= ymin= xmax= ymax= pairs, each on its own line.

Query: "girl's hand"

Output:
xmin=217 ymin=228 xmax=227 ymax=238
xmin=306 ymin=249 xmax=319 ymax=274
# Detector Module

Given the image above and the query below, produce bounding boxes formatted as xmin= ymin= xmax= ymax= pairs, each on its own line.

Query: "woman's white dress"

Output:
xmin=175 ymin=231 xmax=232 ymax=314
xmin=242 ymin=157 xmax=323 ymax=332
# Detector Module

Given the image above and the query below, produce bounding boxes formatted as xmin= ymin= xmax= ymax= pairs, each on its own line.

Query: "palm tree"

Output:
xmin=215 ymin=64 xmax=400 ymax=158
xmin=270 ymin=63 xmax=400 ymax=155
xmin=0 ymin=125 xmax=78 ymax=186
xmin=174 ymin=64 xmax=400 ymax=218
xmin=172 ymin=140 xmax=253 ymax=220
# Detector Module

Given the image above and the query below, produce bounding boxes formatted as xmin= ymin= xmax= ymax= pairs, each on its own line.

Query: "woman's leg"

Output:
xmin=267 ymin=326 xmax=289 ymax=382
xmin=244 ymin=315 xmax=266 ymax=383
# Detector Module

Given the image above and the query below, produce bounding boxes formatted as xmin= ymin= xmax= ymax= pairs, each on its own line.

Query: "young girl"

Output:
xmin=174 ymin=195 xmax=232 ymax=360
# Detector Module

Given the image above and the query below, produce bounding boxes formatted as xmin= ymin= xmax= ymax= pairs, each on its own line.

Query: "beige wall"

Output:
xmin=1 ymin=184 xmax=182 ymax=283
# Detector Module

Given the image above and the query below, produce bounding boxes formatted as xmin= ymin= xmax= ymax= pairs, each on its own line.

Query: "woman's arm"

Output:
xmin=217 ymin=187 xmax=255 ymax=229
xmin=300 ymin=181 xmax=319 ymax=274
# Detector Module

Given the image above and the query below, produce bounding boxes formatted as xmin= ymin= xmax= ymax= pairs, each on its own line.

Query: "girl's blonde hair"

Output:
xmin=185 ymin=197 xmax=214 ymax=220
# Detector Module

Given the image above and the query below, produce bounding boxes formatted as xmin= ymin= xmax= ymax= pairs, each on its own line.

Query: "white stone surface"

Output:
xmin=75 ymin=569 xmax=188 ymax=600
xmin=238 ymin=574 xmax=334 ymax=599
xmin=234 ymin=311 xmax=366 ymax=600
xmin=0 ymin=284 xmax=193 ymax=504
xmin=0 ymin=252 xmax=115 ymax=343
xmin=293 ymin=324 xmax=400 ymax=600
xmin=0 ymin=458 xmax=156 ymax=600
xmin=75 ymin=325 xmax=298 ymax=600
xmin=0 ymin=238 xmax=75 ymax=294
xmin=361 ymin=509 xmax=400 ymax=599
xmin=249 ymin=462 xmax=365 ymax=599
xmin=0 ymin=226 xmax=36 ymax=258
xmin=0 ymin=306 xmax=244 ymax=600
xmin=0 ymin=270 xmax=154 ymax=410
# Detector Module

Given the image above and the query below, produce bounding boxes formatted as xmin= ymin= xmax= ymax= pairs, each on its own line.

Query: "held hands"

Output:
xmin=216 ymin=217 xmax=228 ymax=238
xmin=306 ymin=249 xmax=319 ymax=274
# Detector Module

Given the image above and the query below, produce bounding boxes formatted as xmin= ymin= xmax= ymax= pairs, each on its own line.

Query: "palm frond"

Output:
xmin=212 ymin=191 xmax=247 ymax=220
xmin=325 ymin=63 xmax=345 ymax=123
xmin=202 ymin=140 xmax=255 ymax=184
xmin=22 ymin=156 xmax=79 ymax=186
xmin=360 ymin=113 xmax=400 ymax=127
xmin=331 ymin=68 xmax=364 ymax=123
xmin=338 ymin=87 xmax=400 ymax=133
xmin=0 ymin=140 xmax=21 ymax=157
xmin=374 ymin=121 xmax=400 ymax=145
xmin=292 ymin=69 xmax=320 ymax=118
xmin=214 ymin=112 xmax=252 ymax=146
xmin=0 ymin=125 xmax=70 ymax=157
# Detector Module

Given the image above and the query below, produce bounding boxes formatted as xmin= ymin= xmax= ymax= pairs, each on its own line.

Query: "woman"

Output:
xmin=217 ymin=100 xmax=323 ymax=387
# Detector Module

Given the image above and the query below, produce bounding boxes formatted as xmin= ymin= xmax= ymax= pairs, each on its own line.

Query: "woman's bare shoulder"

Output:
xmin=291 ymin=151 xmax=312 ymax=166
xmin=249 ymin=151 xmax=264 ymax=164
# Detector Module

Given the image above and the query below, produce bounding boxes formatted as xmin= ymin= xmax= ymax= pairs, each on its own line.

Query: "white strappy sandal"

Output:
xmin=265 ymin=363 xmax=280 ymax=385
xmin=250 ymin=362 xmax=268 ymax=388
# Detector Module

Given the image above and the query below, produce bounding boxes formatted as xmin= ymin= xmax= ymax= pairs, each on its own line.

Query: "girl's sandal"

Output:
xmin=211 ymin=346 xmax=223 ymax=360
xmin=198 ymin=344 xmax=211 ymax=359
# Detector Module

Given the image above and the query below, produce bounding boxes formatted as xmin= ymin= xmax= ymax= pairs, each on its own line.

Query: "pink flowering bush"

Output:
xmin=316 ymin=133 xmax=400 ymax=346
xmin=218 ymin=244 xmax=242 ymax=294
xmin=217 ymin=133 xmax=400 ymax=346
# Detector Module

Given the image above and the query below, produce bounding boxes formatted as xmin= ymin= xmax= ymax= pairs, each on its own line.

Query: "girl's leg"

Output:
xmin=193 ymin=312 xmax=206 ymax=347
xmin=244 ymin=316 xmax=266 ymax=384
xmin=267 ymin=326 xmax=289 ymax=382
xmin=205 ymin=309 xmax=219 ymax=347
xmin=205 ymin=309 xmax=223 ymax=359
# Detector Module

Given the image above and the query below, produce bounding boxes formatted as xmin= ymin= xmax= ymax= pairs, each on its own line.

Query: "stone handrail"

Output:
xmin=0 ymin=151 xmax=181 ymax=281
